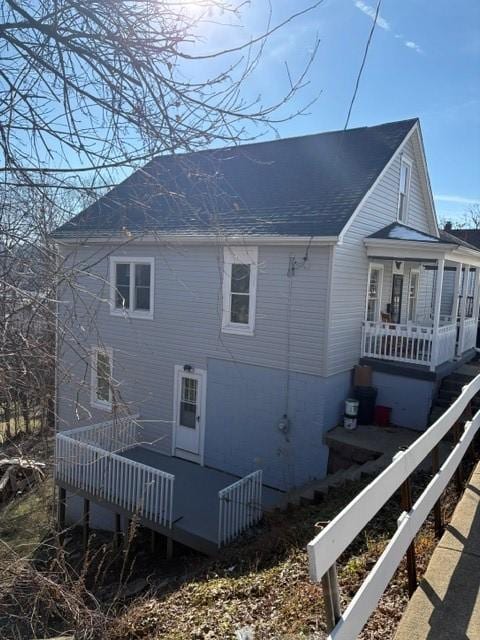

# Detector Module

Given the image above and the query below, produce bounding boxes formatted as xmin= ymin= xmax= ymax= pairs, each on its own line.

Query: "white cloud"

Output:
xmin=353 ymin=2 xmax=424 ymax=54
xmin=404 ymin=40 xmax=423 ymax=54
xmin=354 ymin=1 xmax=391 ymax=31
xmin=435 ymin=195 xmax=480 ymax=205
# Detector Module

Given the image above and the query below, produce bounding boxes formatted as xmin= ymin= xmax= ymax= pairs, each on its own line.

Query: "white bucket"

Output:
xmin=344 ymin=415 xmax=357 ymax=431
xmin=345 ymin=398 xmax=359 ymax=417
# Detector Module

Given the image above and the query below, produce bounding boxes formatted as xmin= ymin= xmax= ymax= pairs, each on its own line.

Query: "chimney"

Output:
xmin=444 ymin=221 xmax=452 ymax=232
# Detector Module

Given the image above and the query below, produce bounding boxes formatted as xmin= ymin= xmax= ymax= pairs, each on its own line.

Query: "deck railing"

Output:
xmin=307 ymin=373 xmax=480 ymax=639
xmin=55 ymin=417 xmax=174 ymax=529
xmin=362 ymin=321 xmax=457 ymax=368
xmin=64 ymin=413 xmax=139 ymax=452
xmin=218 ymin=469 xmax=263 ymax=547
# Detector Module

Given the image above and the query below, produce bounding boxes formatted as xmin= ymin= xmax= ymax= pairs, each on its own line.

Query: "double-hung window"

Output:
xmin=110 ymin=257 xmax=154 ymax=319
xmin=91 ymin=346 xmax=113 ymax=410
xmin=397 ymin=157 xmax=412 ymax=223
xmin=366 ymin=264 xmax=383 ymax=322
xmin=408 ymin=269 xmax=420 ymax=322
xmin=222 ymin=246 xmax=258 ymax=335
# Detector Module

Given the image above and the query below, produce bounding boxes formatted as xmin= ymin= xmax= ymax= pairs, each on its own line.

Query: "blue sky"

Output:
xmin=200 ymin=0 xmax=480 ymax=225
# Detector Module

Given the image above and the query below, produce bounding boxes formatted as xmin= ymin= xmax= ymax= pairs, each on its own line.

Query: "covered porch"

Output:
xmin=362 ymin=224 xmax=480 ymax=371
xmin=55 ymin=415 xmax=284 ymax=555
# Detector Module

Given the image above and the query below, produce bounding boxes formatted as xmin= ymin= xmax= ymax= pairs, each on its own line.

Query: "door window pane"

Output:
xmin=134 ymin=263 xmax=151 ymax=310
xmin=180 ymin=378 xmax=197 ymax=429
xmin=115 ymin=263 xmax=130 ymax=309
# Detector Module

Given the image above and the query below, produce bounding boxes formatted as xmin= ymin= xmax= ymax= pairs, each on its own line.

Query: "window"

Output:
xmin=110 ymin=257 xmax=154 ymax=319
xmin=408 ymin=269 xmax=420 ymax=322
xmin=397 ymin=158 xmax=412 ymax=223
xmin=366 ymin=264 xmax=383 ymax=322
xmin=222 ymin=246 xmax=258 ymax=335
xmin=180 ymin=377 xmax=198 ymax=429
xmin=91 ymin=347 xmax=113 ymax=410
xmin=466 ymin=269 xmax=476 ymax=318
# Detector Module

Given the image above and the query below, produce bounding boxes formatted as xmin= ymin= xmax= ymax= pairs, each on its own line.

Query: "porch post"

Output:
xmin=431 ymin=258 xmax=445 ymax=370
xmin=458 ymin=264 xmax=468 ymax=356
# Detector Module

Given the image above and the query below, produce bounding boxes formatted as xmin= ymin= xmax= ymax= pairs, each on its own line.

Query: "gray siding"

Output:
xmin=205 ymin=359 xmax=350 ymax=490
xmin=57 ymin=242 xmax=330 ymax=457
xmin=326 ymin=132 xmax=438 ymax=375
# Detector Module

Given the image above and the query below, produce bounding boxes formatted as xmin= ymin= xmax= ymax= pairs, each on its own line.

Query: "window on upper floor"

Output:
xmin=110 ymin=257 xmax=154 ymax=319
xmin=222 ymin=246 xmax=258 ymax=335
xmin=366 ymin=264 xmax=384 ymax=322
xmin=91 ymin=346 xmax=113 ymax=410
xmin=397 ymin=158 xmax=412 ymax=223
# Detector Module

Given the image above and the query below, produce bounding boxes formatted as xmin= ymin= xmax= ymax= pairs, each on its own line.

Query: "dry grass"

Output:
xmin=0 ymin=449 xmax=473 ymax=640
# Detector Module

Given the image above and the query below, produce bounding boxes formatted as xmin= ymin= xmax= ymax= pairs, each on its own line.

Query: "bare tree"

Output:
xmin=1 ymin=0 xmax=321 ymax=191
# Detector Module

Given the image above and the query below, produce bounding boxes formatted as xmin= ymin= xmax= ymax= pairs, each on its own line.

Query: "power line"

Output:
xmin=344 ymin=0 xmax=383 ymax=130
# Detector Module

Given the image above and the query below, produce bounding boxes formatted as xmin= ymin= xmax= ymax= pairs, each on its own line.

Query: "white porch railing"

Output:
xmin=307 ymin=374 xmax=480 ymax=640
xmin=55 ymin=417 xmax=174 ymax=529
xmin=362 ymin=321 xmax=457 ymax=368
xmin=461 ymin=317 xmax=477 ymax=353
xmin=218 ymin=469 xmax=263 ymax=547
xmin=435 ymin=322 xmax=458 ymax=365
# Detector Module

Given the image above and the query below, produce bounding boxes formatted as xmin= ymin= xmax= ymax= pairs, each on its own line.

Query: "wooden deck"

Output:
xmin=56 ymin=440 xmax=284 ymax=555
xmin=121 ymin=447 xmax=284 ymax=545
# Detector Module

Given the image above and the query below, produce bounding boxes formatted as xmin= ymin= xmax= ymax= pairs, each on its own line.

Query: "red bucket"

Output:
xmin=374 ymin=405 xmax=392 ymax=427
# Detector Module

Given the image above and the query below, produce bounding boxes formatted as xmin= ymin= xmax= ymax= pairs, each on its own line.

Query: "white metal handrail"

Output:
xmin=307 ymin=373 xmax=480 ymax=640
xmin=218 ymin=469 xmax=263 ymax=547
xmin=65 ymin=413 xmax=139 ymax=453
xmin=55 ymin=423 xmax=174 ymax=529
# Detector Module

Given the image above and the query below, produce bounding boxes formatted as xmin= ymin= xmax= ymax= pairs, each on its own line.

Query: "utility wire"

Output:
xmin=344 ymin=0 xmax=383 ymax=129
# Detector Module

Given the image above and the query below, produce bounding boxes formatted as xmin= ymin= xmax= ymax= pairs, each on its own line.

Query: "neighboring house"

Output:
xmin=53 ymin=118 xmax=480 ymax=553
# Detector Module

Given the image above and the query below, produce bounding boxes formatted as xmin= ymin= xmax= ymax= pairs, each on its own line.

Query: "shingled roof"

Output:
xmin=53 ymin=118 xmax=418 ymax=239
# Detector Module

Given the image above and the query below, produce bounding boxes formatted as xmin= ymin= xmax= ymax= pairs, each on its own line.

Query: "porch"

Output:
xmin=362 ymin=224 xmax=480 ymax=371
xmin=55 ymin=415 xmax=284 ymax=555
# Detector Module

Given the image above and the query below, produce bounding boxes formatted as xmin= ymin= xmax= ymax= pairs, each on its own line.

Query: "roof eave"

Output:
xmin=52 ymin=232 xmax=340 ymax=247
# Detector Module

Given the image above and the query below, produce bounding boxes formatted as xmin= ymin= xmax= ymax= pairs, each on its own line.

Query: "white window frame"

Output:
xmin=397 ymin=156 xmax=412 ymax=223
xmin=109 ymin=256 xmax=154 ymax=320
xmin=365 ymin=263 xmax=384 ymax=322
xmin=91 ymin=346 xmax=113 ymax=411
xmin=222 ymin=246 xmax=258 ymax=336
xmin=407 ymin=268 xmax=420 ymax=322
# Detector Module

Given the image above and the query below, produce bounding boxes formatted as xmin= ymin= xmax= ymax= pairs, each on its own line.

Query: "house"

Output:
xmin=53 ymin=118 xmax=480 ymax=553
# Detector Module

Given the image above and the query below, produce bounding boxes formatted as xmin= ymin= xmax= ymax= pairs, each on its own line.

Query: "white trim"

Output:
xmin=222 ymin=246 xmax=258 ymax=336
xmin=397 ymin=155 xmax=412 ymax=224
xmin=90 ymin=346 xmax=113 ymax=411
xmin=55 ymin=233 xmax=339 ymax=246
xmin=338 ymin=121 xmax=419 ymax=243
xmin=172 ymin=365 xmax=207 ymax=465
xmin=365 ymin=262 xmax=384 ymax=322
xmin=109 ymin=256 xmax=154 ymax=320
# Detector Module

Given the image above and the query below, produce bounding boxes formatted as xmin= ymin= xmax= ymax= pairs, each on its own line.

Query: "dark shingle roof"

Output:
xmin=367 ymin=222 xmax=446 ymax=243
xmin=444 ymin=229 xmax=480 ymax=250
xmin=53 ymin=119 xmax=418 ymax=239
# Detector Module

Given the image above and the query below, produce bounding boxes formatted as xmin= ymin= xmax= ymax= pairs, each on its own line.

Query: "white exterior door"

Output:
xmin=173 ymin=366 xmax=206 ymax=463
